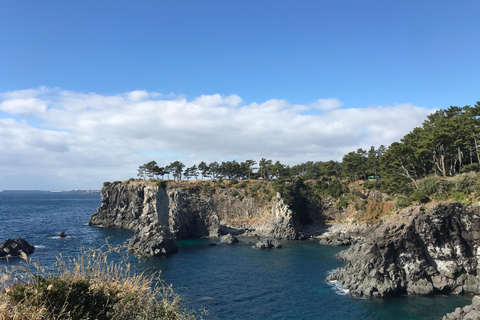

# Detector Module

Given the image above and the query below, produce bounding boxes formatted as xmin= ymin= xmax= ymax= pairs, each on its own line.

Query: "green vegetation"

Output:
xmin=0 ymin=245 xmax=208 ymax=320
xmin=99 ymin=101 xmax=480 ymax=224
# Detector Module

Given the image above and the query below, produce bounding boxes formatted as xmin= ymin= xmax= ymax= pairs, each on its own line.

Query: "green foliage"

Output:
xmin=461 ymin=163 xmax=480 ymax=173
xmin=156 ymin=180 xmax=168 ymax=189
xmin=410 ymin=189 xmax=430 ymax=204
xmin=336 ymin=198 xmax=349 ymax=209
xmin=416 ymin=176 xmax=452 ymax=199
xmin=103 ymin=182 xmax=111 ymax=187
xmin=452 ymin=173 xmax=477 ymax=193
xmin=394 ymin=195 xmax=412 ymax=210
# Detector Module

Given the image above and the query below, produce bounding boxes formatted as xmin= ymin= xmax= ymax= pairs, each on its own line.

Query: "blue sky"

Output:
xmin=0 ymin=1 xmax=479 ymax=189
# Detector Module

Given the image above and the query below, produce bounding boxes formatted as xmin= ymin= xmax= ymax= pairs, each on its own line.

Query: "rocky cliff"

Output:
xmin=89 ymin=182 xmax=298 ymax=255
xmin=326 ymin=203 xmax=480 ymax=298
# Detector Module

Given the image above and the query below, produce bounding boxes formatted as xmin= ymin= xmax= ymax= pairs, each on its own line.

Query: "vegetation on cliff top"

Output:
xmin=103 ymin=102 xmax=480 ymax=224
xmin=0 ymin=244 xmax=209 ymax=320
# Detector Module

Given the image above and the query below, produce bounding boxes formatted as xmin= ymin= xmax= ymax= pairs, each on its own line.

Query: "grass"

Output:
xmin=0 ymin=243 xmax=211 ymax=320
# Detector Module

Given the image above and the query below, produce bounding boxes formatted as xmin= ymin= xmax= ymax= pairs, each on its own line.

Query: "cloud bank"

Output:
xmin=0 ymin=87 xmax=433 ymax=189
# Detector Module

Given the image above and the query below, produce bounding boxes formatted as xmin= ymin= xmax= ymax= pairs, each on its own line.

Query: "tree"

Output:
xmin=258 ymin=158 xmax=273 ymax=179
xmin=169 ymin=161 xmax=185 ymax=180
xmin=198 ymin=161 xmax=209 ymax=180
xmin=244 ymin=160 xmax=257 ymax=180
xmin=137 ymin=164 xmax=147 ymax=180
xmin=342 ymin=149 xmax=367 ymax=181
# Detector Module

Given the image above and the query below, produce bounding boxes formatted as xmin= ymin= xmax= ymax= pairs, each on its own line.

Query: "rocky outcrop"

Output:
xmin=255 ymin=239 xmax=282 ymax=249
xmin=129 ymin=225 xmax=178 ymax=257
xmin=327 ymin=203 xmax=480 ymax=298
xmin=318 ymin=223 xmax=370 ymax=246
xmin=0 ymin=238 xmax=35 ymax=258
xmin=220 ymin=233 xmax=239 ymax=244
xmin=89 ymin=182 xmax=300 ymax=256
xmin=443 ymin=296 xmax=480 ymax=319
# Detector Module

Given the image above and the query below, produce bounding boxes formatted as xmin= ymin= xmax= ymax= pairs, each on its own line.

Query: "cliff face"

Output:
xmin=89 ymin=182 xmax=298 ymax=254
xmin=327 ymin=203 xmax=480 ymax=297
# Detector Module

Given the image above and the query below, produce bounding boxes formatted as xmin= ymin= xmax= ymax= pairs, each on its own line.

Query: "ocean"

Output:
xmin=0 ymin=191 xmax=471 ymax=319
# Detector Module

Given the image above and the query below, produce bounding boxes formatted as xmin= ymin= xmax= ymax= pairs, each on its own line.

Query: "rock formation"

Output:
xmin=318 ymin=223 xmax=370 ymax=246
xmin=327 ymin=203 xmax=480 ymax=298
xmin=220 ymin=233 xmax=239 ymax=244
xmin=443 ymin=296 xmax=480 ymax=320
xmin=0 ymin=238 xmax=35 ymax=258
xmin=89 ymin=182 xmax=299 ymax=256
xmin=255 ymin=239 xmax=282 ymax=249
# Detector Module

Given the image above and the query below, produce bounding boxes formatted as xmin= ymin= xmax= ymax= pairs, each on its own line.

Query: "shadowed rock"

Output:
xmin=0 ymin=238 xmax=35 ymax=258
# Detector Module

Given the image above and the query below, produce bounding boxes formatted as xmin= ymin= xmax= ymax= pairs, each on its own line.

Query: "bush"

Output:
xmin=417 ymin=176 xmax=452 ymax=199
xmin=394 ymin=195 xmax=411 ymax=210
xmin=410 ymin=189 xmax=430 ymax=204
xmin=103 ymin=182 xmax=111 ymax=187
xmin=461 ymin=163 xmax=480 ymax=173
xmin=0 ymin=244 xmax=207 ymax=320
xmin=452 ymin=173 xmax=477 ymax=193
xmin=156 ymin=180 xmax=168 ymax=189
xmin=228 ymin=179 xmax=239 ymax=186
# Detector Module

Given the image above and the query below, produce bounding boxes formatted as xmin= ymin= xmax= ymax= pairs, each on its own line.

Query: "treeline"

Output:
xmin=137 ymin=102 xmax=480 ymax=194
xmin=137 ymin=158 xmax=344 ymax=182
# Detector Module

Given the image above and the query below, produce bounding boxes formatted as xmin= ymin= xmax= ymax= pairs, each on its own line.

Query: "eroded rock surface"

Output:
xmin=0 ymin=238 xmax=35 ymax=258
xmin=89 ymin=183 xmax=300 ymax=256
xmin=327 ymin=203 xmax=480 ymax=298
xmin=443 ymin=296 xmax=480 ymax=320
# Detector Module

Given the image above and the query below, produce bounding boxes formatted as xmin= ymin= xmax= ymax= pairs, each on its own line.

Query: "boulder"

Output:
xmin=0 ymin=238 xmax=35 ymax=258
xmin=129 ymin=226 xmax=178 ymax=257
xmin=254 ymin=239 xmax=282 ymax=249
xmin=220 ymin=233 xmax=239 ymax=244
xmin=58 ymin=231 xmax=66 ymax=238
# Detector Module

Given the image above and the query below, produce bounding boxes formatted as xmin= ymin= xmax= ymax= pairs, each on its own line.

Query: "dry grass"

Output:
xmin=0 ymin=243 xmax=211 ymax=320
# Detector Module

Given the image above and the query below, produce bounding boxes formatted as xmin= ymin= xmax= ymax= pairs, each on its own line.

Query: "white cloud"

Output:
xmin=309 ymin=98 xmax=343 ymax=111
xmin=0 ymin=88 xmax=434 ymax=189
xmin=0 ymin=98 xmax=47 ymax=115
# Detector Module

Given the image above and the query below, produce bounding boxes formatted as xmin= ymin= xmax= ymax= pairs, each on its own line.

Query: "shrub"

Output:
xmin=452 ymin=173 xmax=477 ymax=193
xmin=417 ymin=176 xmax=452 ymax=199
xmin=228 ymin=179 xmax=239 ymax=186
xmin=410 ymin=189 xmax=430 ymax=204
xmin=394 ymin=195 xmax=411 ymax=210
xmin=156 ymin=180 xmax=168 ymax=189
xmin=0 ymin=244 xmax=207 ymax=320
xmin=461 ymin=163 xmax=480 ymax=173
xmin=238 ymin=181 xmax=247 ymax=188
xmin=103 ymin=182 xmax=111 ymax=187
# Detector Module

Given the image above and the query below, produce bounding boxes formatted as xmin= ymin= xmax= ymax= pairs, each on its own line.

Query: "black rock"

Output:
xmin=0 ymin=238 xmax=35 ymax=257
xmin=58 ymin=231 xmax=66 ymax=238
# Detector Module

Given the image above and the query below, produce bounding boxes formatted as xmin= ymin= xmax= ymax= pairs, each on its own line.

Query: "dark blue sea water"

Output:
xmin=0 ymin=191 xmax=471 ymax=319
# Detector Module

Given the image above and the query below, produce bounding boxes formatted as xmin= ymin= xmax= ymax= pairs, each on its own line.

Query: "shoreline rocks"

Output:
xmin=443 ymin=296 xmax=480 ymax=319
xmin=220 ymin=233 xmax=239 ymax=244
xmin=318 ymin=223 xmax=370 ymax=246
xmin=327 ymin=203 xmax=480 ymax=298
xmin=0 ymin=238 xmax=35 ymax=258
xmin=255 ymin=239 xmax=282 ymax=249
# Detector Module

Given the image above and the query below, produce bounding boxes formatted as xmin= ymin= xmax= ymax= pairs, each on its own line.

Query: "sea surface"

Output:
xmin=0 ymin=191 xmax=471 ymax=319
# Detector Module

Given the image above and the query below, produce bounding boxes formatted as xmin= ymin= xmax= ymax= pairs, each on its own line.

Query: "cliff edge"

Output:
xmin=327 ymin=203 xmax=480 ymax=297
xmin=89 ymin=181 xmax=298 ymax=256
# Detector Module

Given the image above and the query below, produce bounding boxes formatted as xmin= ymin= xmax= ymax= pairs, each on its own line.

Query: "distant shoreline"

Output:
xmin=2 ymin=190 xmax=100 ymax=193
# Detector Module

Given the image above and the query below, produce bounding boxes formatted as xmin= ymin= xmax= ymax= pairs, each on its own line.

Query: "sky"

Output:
xmin=0 ymin=1 xmax=479 ymax=190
